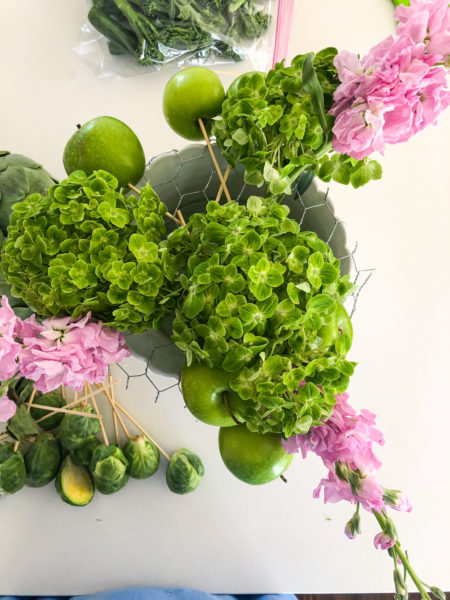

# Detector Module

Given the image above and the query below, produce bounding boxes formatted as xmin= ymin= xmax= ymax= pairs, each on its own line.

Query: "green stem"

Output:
xmin=373 ymin=511 xmax=431 ymax=600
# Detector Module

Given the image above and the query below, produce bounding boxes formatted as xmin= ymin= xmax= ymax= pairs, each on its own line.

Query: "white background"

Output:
xmin=1 ymin=0 xmax=449 ymax=595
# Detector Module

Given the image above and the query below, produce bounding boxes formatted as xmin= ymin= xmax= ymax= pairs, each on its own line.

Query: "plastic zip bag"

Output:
xmin=74 ymin=0 xmax=294 ymax=78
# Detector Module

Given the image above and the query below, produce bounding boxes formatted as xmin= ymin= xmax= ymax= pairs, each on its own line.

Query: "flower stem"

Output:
xmin=373 ymin=511 xmax=431 ymax=600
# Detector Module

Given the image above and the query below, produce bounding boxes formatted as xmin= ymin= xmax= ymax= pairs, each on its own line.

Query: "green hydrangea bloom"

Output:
xmin=0 ymin=170 xmax=178 ymax=332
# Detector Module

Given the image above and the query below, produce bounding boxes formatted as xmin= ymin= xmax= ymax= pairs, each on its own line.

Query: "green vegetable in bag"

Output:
xmin=25 ymin=432 xmax=61 ymax=487
xmin=58 ymin=403 xmax=101 ymax=450
xmin=124 ymin=435 xmax=160 ymax=479
xmin=166 ymin=448 xmax=204 ymax=494
xmin=90 ymin=444 xmax=129 ymax=494
xmin=0 ymin=443 xmax=26 ymax=494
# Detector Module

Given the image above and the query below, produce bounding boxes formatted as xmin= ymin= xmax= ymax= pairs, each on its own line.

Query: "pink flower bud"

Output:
xmin=374 ymin=531 xmax=396 ymax=550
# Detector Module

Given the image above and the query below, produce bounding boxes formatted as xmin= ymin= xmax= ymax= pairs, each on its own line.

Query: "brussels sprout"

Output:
xmin=7 ymin=404 xmax=39 ymax=441
xmin=123 ymin=435 xmax=160 ymax=479
xmin=0 ymin=443 xmax=26 ymax=494
xmin=90 ymin=444 xmax=129 ymax=495
xmin=24 ymin=432 xmax=61 ymax=488
xmin=71 ymin=436 xmax=101 ymax=467
xmin=30 ymin=391 xmax=65 ymax=431
xmin=56 ymin=455 xmax=94 ymax=506
xmin=166 ymin=448 xmax=204 ymax=494
xmin=59 ymin=402 xmax=101 ymax=450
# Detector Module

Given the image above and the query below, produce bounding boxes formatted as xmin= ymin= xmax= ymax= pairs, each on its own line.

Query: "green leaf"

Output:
xmin=350 ymin=159 xmax=382 ymax=188
xmin=302 ymin=54 xmax=328 ymax=142
xmin=232 ymin=128 xmax=249 ymax=145
xmin=183 ymin=293 xmax=205 ymax=319
xmin=307 ymin=294 xmax=336 ymax=312
xmin=129 ymin=234 xmax=158 ymax=263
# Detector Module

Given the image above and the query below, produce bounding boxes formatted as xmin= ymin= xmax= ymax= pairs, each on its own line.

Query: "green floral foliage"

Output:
xmin=0 ymin=170 xmax=178 ymax=332
xmin=213 ymin=50 xmax=382 ymax=194
xmin=168 ymin=196 xmax=356 ymax=437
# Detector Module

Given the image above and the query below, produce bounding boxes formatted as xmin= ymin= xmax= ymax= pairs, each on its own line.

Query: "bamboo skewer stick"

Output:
xmin=34 ymin=383 xmax=119 ymax=424
xmin=128 ymin=183 xmax=182 ymax=225
xmin=113 ymin=400 xmax=171 ymax=462
xmin=85 ymin=383 xmax=109 ymax=446
xmin=177 ymin=210 xmax=186 ymax=227
xmin=26 ymin=389 xmax=37 ymax=414
xmin=215 ymin=164 xmax=231 ymax=203
xmin=23 ymin=403 xmax=103 ymax=419
xmin=107 ymin=372 xmax=120 ymax=443
xmin=95 ymin=382 xmax=130 ymax=439
xmin=197 ymin=118 xmax=232 ymax=203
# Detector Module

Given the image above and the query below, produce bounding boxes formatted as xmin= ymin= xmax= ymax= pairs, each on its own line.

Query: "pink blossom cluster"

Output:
xmin=282 ymin=392 xmax=412 ymax=517
xmin=331 ymin=0 xmax=450 ymax=159
xmin=0 ymin=296 xmax=130 ymax=420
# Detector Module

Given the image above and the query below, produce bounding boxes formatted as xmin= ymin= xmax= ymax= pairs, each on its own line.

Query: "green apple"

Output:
xmin=317 ymin=302 xmax=353 ymax=351
xmin=218 ymin=425 xmax=293 ymax=485
xmin=163 ymin=67 xmax=225 ymax=141
xmin=63 ymin=116 xmax=145 ymax=188
xmin=181 ymin=363 xmax=237 ymax=427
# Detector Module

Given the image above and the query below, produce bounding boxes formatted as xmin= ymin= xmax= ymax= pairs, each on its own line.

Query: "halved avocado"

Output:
xmin=55 ymin=455 xmax=94 ymax=506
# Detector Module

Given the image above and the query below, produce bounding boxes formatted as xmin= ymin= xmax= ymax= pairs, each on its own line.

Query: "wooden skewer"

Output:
xmin=26 ymin=389 xmax=37 ymax=414
xmin=128 ymin=183 xmax=141 ymax=195
xmin=197 ymin=118 xmax=232 ymax=203
xmin=95 ymin=382 xmax=130 ymax=439
xmin=114 ymin=400 xmax=171 ymax=462
xmin=24 ymin=402 xmax=103 ymax=419
xmin=127 ymin=183 xmax=182 ymax=225
xmin=35 ymin=382 xmax=119 ymax=424
xmin=177 ymin=210 xmax=186 ymax=227
xmin=85 ymin=383 xmax=109 ymax=446
xmin=215 ymin=164 xmax=231 ymax=203
xmin=107 ymin=373 xmax=120 ymax=444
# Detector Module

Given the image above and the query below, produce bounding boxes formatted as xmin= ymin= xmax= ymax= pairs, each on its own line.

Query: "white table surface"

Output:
xmin=1 ymin=0 xmax=450 ymax=595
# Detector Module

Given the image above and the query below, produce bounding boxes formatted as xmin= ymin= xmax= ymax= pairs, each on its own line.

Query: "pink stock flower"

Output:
xmin=331 ymin=16 xmax=450 ymax=159
xmin=374 ymin=531 xmax=396 ymax=550
xmin=313 ymin=468 xmax=386 ymax=513
xmin=0 ymin=336 xmax=21 ymax=380
xmin=0 ymin=296 xmax=18 ymax=339
xmin=396 ymin=0 xmax=450 ymax=62
xmin=282 ymin=392 xmax=384 ymax=474
xmin=18 ymin=312 xmax=130 ymax=393
xmin=283 ymin=392 xmax=411 ymax=515
xmin=0 ymin=394 xmax=16 ymax=422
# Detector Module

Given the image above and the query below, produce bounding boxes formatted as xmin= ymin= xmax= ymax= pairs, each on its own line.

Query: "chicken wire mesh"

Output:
xmin=119 ymin=144 xmax=373 ymax=401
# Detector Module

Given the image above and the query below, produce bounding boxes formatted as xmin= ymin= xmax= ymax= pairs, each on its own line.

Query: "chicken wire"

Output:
xmin=119 ymin=144 xmax=373 ymax=401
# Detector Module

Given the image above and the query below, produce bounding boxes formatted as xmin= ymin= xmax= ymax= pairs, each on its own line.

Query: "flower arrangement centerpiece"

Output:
xmin=0 ymin=0 xmax=449 ymax=596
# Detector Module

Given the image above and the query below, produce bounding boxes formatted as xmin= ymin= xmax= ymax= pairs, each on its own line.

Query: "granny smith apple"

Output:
xmin=163 ymin=67 xmax=225 ymax=141
xmin=317 ymin=302 xmax=353 ymax=351
xmin=181 ymin=363 xmax=237 ymax=427
xmin=63 ymin=116 xmax=145 ymax=188
xmin=219 ymin=425 xmax=293 ymax=485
